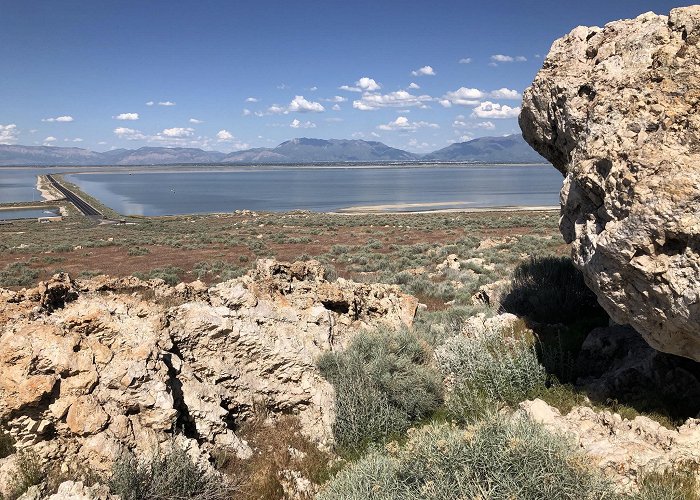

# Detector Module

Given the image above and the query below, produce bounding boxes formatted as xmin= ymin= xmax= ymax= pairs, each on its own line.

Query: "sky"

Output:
xmin=0 ymin=0 xmax=687 ymax=153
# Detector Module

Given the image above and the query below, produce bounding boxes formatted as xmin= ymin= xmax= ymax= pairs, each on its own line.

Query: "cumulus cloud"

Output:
xmin=189 ymin=118 xmax=203 ymax=124
xmin=309 ymin=86 xmax=318 ymax=91
xmin=114 ymin=113 xmax=139 ymax=121
xmin=452 ymin=116 xmax=496 ymax=130
xmin=42 ymin=115 xmax=74 ymax=122
xmin=0 ymin=124 xmax=19 ymax=144
xmin=339 ymin=77 xmax=381 ymax=92
xmin=332 ymin=104 xmax=341 ymax=111
xmin=471 ymin=101 xmax=521 ymax=119
xmin=324 ymin=96 xmax=347 ymax=103
xmin=114 ymin=127 xmax=145 ymax=140
xmin=73 ymin=138 xmax=84 ymax=142
xmin=158 ymin=101 xmax=176 ymax=106
xmin=43 ymin=136 xmax=57 ymax=144
xmin=216 ymin=130 xmax=234 ymax=141
xmin=145 ymin=101 xmax=154 ymax=106
xmin=439 ymin=87 xmax=486 ymax=107
xmin=489 ymin=88 xmax=522 ymax=100
xmin=408 ymin=82 xmax=420 ymax=89
xmin=377 ymin=116 xmax=439 ymax=131
xmin=245 ymin=97 xmax=259 ymax=102
xmin=268 ymin=96 xmax=325 ymax=114
xmin=162 ymin=127 xmax=194 ymax=138
xmin=290 ymin=119 xmax=316 ymax=129
xmin=490 ymin=54 xmax=527 ymax=63
xmin=459 ymin=57 xmax=472 ymax=64
xmin=411 ymin=65 xmax=436 ymax=76
xmin=353 ymin=90 xmax=433 ymax=111
xmin=440 ymin=87 xmax=521 ymax=107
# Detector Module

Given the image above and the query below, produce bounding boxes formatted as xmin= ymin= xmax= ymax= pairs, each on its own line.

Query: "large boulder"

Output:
xmin=520 ymin=7 xmax=700 ymax=360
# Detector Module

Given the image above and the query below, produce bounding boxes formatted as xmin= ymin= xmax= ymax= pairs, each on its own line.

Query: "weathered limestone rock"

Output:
xmin=520 ymin=6 xmax=700 ymax=360
xmin=519 ymin=399 xmax=700 ymax=492
xmin=0 ymin=261 xmax=417 ymax=495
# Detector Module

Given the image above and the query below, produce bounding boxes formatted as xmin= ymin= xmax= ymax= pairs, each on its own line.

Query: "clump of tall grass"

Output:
xmin=317 ymin=328 xmax=443 ymax=454
xmin=436 ymin=320 xmax=546 ymax=422
xmin=317 ymin=415 xmax=614 ymax=500
xmin=109 ymin=442 xmax=227 ymax=500
xmin=133 ymin=266 xmax=184 ymax=286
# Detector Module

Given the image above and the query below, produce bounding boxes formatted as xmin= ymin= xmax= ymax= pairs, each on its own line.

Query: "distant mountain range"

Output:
xmin=0 ymin=135 xmax=546 ymax=166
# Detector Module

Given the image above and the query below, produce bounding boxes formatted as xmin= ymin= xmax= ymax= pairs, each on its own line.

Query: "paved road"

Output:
xmin=45 ymin=174 xmax=102 ymax=217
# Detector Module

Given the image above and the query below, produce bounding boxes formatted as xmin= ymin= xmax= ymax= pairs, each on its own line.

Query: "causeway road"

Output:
xmin=45 ymin=174 xmax=102 ymax=217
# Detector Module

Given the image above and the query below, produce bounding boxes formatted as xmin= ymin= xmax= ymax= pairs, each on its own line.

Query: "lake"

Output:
xmin=63 ymin=165 xmax=563 ymax=215
xmin=0 ymin=166 xmax=88 ymax=203
xmin=0 ymin=206 xmax=61 ymax=220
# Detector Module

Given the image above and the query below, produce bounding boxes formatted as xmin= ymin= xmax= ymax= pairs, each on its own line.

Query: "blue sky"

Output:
xmin=0 ymin=0 xmax=685 ymax=153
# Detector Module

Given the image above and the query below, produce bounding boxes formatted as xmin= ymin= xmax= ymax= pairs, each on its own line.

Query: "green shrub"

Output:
xmin=635 ymin=463 xmax=700 ymax=500
xmin=127 ymin=246 xmax=150 ymax=256
xmin=0 ymin=427 xmax=15 ymax=459
xmin=133 ymin=266 xmax=184 ymax=286
xmin=318 ymin=416 xmax=614 ymax=500
xmin=501 ymin=256 xmax=606 ymax=324
xmin=109 ymin=442 xmax=227 ymax=500
xmin=318 ymin=328 xmax=443 ymax=454
xmin=0 ymin=262 xmax=39 ymax=287
xmin=4 ymin=450 xmax=42 ymax=500
xmin=437 ymin=321 xmax=546 ymax=422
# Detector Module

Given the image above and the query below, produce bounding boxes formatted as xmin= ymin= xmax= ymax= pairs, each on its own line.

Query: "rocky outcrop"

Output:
xmin=0 ymin=260 xmax=417 ymax=496
xmin=519 ymin=399 xmax=700 ymax=492
xmin=520 ymin=7 xmax=700 ymax=360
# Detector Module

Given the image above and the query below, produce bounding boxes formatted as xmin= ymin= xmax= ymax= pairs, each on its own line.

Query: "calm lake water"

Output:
xmin=63 ymin=165 xmax=563 ymax=215
xmin=0 ymin=207 xmax=60 ymax=220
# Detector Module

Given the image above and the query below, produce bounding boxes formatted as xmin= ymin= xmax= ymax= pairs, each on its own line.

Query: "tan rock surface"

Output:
xmin=0 ymin=261 xmax=417 ymax=494
xmin=520 ymin=6 xmax=700 ymax=360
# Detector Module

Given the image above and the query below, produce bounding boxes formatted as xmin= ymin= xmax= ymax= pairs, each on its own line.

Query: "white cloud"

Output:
xmin=114 ymin=112 xmax=139 ymax=121
xmin=325 ymin=95 xmax=347 ymax=103
xmin=216 ymin=130 xmax=234 ymax=141
xmin=408 ymin=82 xmax=420 ymax=89
xmin=43 ymin=136 xmax=57 ymax=144
xmin=457 ymin=134 xmax=474 ymax=142
xmin=42 ymin=115 xmax=74 ymax=122
xmin=288 ymin=95 xmax=325 ymax=113
xmin=471 ymin=101 xmax=521 ymax=119
xmin=411 ymin=65 xmax=436 ymax=76
xmin=162 ymin=127 xmax=194 ymax=138
xmin=452 ymin=117 xmax=496 ymax=130
xmin=0 ymin=124 xmax=19 ymax=144
xmin=158 ymin=101 xmax=176 ymax=106
xmin=371 ymin=132 xmax=380 ymax=138
xmin=269 ymin=95 xmax=325 ymax=114
xmin=114 ymin=127 xmax=145 ymax=140
xmin=339 ymin=77 xmax=381 ymax=92
xmin=145 ymin=101 xmax=154 ymax=106
xmin=440 ymin=87 xmax=521 ymax=107
xmin=439 ymin=87 xmax=485 ymax=107
xmin=245 ymin=97 xmax=259 ymax=102
xmin=490 ymin=54 xmax=527 ymax=64
xmin=309 ymin=86 xmax=318 ymax=91
xmin=242 ymin=109 xmax=252 ymax=116
xmin=407 ymin=138 xmax=432 ymax=150
xmin=489 ymin=88 xmax=521 ymax=100
xmin=73 ymin=138 xmax=84 ymax=142
xmin=377 ymin=116 xmax=439 ymax=131
xmin=332 ymin=104 xmax=341 ymax=111
xmin=459 ymin=57 xmax=472 ymax=64
xmin=189 ymin=118 xmax=203 ymax=124
xmin=290 ymin=119 xmax=316 ymax=129
xmin=353 ymin=90 xmax=433 ymax=111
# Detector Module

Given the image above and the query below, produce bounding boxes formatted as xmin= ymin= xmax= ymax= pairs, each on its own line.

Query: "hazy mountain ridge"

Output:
xmin=0 ymin=135 xmax=546 ymax=166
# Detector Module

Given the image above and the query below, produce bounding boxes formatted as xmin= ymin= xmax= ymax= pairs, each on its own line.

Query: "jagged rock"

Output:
xmin=518 ymin=399 xmax=700 ymax=492
xmin=46 ymin=481 xmax=115 ymax=500
xmin=520 ymin=6 xmax=700 ymax=360
xmin=0 ymin=260 xmax=417 ymax=496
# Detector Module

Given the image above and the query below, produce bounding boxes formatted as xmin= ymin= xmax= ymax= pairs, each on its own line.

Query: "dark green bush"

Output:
xmin=318 ymin=328 xmax=443 ymax=454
